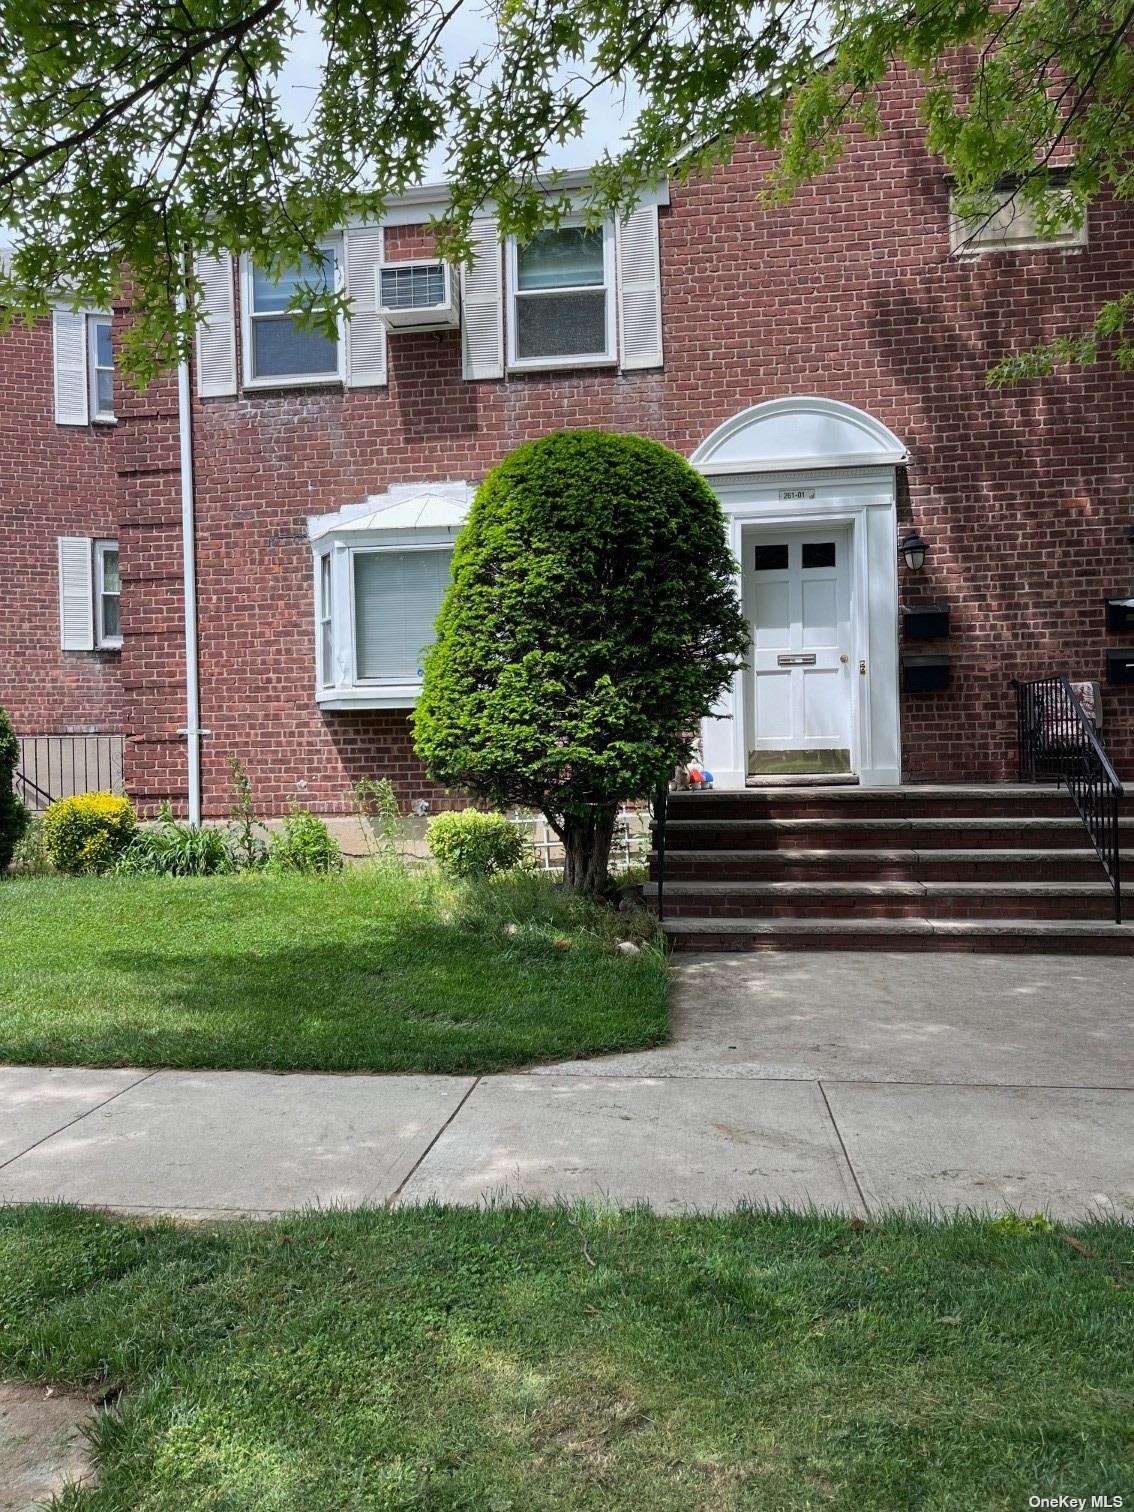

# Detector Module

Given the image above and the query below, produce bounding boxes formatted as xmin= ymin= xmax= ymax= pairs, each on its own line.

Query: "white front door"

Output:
xmin=747 ymin=527 xmax=853 ymax=773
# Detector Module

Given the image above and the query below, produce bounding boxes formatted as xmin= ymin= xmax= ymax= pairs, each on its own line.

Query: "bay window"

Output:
xmin=308 ymin=483 xmax=471 ymax=709
xmin=506 ymin=221 xmax=615 ymax=370
xmin=242 ymin=244 xmax=343 ymax=386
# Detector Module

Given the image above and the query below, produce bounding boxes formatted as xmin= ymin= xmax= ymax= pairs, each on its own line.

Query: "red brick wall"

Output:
xmin=0 ymin=316 xmax=125 ymax=737
xmin=4 ymin=65 xmax=1132 ymax=811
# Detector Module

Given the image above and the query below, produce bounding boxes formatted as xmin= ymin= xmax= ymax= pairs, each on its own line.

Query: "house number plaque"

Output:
xmin=779 ymin=488 xmax=816 ymax=501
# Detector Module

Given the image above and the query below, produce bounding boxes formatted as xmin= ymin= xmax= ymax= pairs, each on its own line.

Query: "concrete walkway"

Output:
xmin=1 ymin=953 xmax=1131 ymax=1221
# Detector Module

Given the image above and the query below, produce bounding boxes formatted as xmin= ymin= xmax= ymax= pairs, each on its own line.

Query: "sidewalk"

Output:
xmin=1 ymin=952 xmax=1131 ymax=1221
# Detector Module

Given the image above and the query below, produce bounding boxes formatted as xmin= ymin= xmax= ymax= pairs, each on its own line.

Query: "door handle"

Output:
xmin=839 ymin=654 xmax=849 ymax=664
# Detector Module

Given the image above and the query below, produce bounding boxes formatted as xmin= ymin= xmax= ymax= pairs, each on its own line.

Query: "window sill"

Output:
xmin=506 ymin=355 xmax=617 ymax=374
xmin=950 ymin=240 xmax=1087 ymax=259
xmin=242 ymin=373 xmax=344 ymax=392
xmin=91 ymin=414 xmax=118 ymax=426
xmin=317 ymin=683 xmax=421 ymax=711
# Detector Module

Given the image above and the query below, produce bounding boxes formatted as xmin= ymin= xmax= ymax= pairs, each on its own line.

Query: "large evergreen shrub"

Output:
xmin=414 ymin=430 xmax=748 ymax=894
xmin=0 ymin=705 xmax=26 ymax=871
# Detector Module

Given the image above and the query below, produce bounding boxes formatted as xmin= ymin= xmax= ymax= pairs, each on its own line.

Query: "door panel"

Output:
xmin=748 ymin=528 xmax=852 ymax=770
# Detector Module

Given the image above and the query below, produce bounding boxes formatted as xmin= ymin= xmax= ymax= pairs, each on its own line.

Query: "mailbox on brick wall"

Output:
xmin=903 ymin=655 xmax=952 ymax=694
xmin=1106 ymin=647 xmax=1134 ymax=686
xmin=902 ymin=604 xmax=951 ymax=640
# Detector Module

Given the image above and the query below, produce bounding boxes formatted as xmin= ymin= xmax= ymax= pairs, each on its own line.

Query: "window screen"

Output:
xmin=249 ymin=250 xmax=339 ymax=380
xmin=512 ymin=226 xmax=610 ymax=362
xmin=353 ymin=550 xmax=452 ymax=682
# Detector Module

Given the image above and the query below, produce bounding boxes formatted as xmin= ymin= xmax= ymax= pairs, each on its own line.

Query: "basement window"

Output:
xmin=949 ymin=177 xmax=1086 ymax=255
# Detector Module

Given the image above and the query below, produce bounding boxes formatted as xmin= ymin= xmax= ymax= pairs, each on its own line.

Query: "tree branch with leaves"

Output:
xmin=0 ymin=0 xmax=1129 ymax=384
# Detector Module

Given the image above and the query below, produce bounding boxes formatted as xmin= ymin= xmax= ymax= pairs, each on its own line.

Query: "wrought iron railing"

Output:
xmin=14 ymin=733 xmax=126 ymax=811
xmin=1013 ymin=676 xmax=1124 ymax=923
xmin=651 ymin=781 xmax=669 ymax=923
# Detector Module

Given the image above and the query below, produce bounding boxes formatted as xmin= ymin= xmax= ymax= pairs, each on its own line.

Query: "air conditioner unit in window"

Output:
xmin=375 ymin=260 xmax=460 ymax=331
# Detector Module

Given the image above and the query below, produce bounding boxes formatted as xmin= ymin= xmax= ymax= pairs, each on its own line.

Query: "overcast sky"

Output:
xmin=276 ymin=2 xmax=643 ymax=181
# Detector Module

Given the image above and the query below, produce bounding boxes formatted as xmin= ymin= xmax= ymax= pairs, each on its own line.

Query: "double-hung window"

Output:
xmin=506 ymin=222 xmax=616 ymax=370
xmin=87 ymin=317 xmax=114 ymax=421
xmin=243 ymin=245 xmax=343 ymax=386
xmin=94 ymin=540 xmax=121 ymax=647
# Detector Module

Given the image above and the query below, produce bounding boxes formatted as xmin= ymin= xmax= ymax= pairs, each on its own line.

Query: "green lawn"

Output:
xmin=0 ymin=869 xmax=667 ymax=1073
xmin=1 ymin=1204 xmax=1130 ymax=1510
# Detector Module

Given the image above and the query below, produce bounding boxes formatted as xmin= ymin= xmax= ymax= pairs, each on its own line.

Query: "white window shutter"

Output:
xmin=195 ymin=254 xmax=237 ymax=397
xmin=58 ymin=537 xmax=94 ymax=650
xmin=343 ymin=224 xmax=387 ymax=387
xmin=53 ymin=310 xmax=89 ymax=425
xmin=461 ymin=218 xmax=504 ymax=380
xmin=616 ymin=203 xmax=663 ymax=370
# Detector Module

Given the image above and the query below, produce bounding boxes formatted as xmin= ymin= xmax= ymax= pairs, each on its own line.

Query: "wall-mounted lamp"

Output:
xmin=899 ymin=531 xmax=928 ymax=572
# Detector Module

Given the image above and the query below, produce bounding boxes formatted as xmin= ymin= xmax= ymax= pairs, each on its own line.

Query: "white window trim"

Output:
xmin=312 ymin=529 xmax=460 ymax=709
xmin=240 ymin=241 xmax=345 ymax=390
xmin=87 ymin=315 xmax=116 ymax=423
xmin=317 ymin=551 xmax=334 ymax=690
xmin=346 ymin=542 xmax=452 ymax=702
xmin=948 ymin=185 xmax=1087 ymax=257
xmin=94 ymin=538 xmax=122 ymax=650
xmin=505 ymin=217 xmax=617 ymax=372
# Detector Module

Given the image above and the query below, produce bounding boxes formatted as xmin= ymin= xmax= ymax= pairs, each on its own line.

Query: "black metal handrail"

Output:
xmin=651 ymin=781 xmax=669 ymax=923
xmin=14 ymin=733 xmax=125 ymax=811
xmin=1014 ymin=676 xmax=1124 ymax=923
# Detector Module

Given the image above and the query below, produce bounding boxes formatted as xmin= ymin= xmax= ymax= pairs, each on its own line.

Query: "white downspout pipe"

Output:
xmin=176 ymin=291 xmax=202 ymax=825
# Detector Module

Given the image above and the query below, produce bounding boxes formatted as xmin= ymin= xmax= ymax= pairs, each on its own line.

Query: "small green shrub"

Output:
xmin=269 ymin=808 xmax=343 ymax=875
xmin=11 ymin=809 xmax=49 ymax=874
xmin=0 ymin=705 xmax=24 ymax=871
xmin=351 ymin=777 xmax=408 ymax=866
xmin=427 ymin=809 xmax=524 ymax=880
xmin=43 ymin=792 xmax=136 ymax=875
xmin=116 ymin=804 xmax=234 ymax=876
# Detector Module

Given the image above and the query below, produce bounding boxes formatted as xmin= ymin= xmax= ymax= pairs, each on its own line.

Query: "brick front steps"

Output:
xmin=647 ymin=786 xmax=1132 ymax=954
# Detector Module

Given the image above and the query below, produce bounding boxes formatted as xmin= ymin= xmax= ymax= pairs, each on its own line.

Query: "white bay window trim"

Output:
xmin=505 ymin=218 xmax=617 ymax=372
xmin=308 ymin=482 xmax=472 ymax=709
xmin=240 ymin=240 xmax=345 ymax=389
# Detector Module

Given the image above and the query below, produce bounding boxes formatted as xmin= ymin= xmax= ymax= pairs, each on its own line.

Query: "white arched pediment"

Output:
xmin=691 ymin=396 xmax=907 ymax=474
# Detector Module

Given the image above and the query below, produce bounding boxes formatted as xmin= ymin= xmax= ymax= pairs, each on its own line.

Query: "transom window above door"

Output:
xmin=507 ymin=222 xmax=616 ymax=370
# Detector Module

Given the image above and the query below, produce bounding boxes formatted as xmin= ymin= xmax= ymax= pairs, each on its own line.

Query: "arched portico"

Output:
xmin=692 ymin=397 xmax=907 ymax=789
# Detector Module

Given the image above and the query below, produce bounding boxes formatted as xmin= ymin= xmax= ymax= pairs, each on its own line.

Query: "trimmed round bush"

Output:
xmin=0 ymin=705 xmax=27 ymax=871
xmin=268 ymin=808 xmax=343 ymax=874
xmin=427 ymin=809 xmax=524 ymax=880
xmin=414 ymin=429 xmax=748 ymax=895
xmin=43 ymin=792 xmax=136 ymax=875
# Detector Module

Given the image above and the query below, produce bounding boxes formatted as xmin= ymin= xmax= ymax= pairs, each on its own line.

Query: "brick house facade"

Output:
xmin=3 ymin=67 xmax=1132 ymax=816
